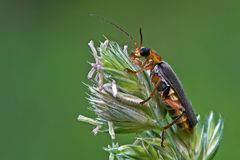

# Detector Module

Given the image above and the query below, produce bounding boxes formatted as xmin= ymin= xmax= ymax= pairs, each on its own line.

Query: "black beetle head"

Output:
xmin=140 ymin=47 xmax=150 ymax=57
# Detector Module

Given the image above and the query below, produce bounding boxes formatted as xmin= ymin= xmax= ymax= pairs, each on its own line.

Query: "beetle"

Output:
xmin=125 ymin=28 xmax=198 ymax=146
xmin=91 ymin=14 xmax=198 ymax=146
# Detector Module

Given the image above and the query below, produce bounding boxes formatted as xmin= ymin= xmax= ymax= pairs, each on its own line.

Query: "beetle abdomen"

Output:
xmin=166 ymin=106 xmax=192 ymax=131
xmin=151 ymin=62 xmax=198 ymax=128
xmin=150 ymin=62 xmax=197 ymax=131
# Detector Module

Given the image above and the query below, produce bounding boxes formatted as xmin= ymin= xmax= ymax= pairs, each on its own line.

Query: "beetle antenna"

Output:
xmin=90 ymin=14 xmax=136 ymax=46
xmin=139 ymin=27 xmax=143 ymax=47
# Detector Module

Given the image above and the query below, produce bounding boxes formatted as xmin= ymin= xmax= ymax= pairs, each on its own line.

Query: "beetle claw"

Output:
xmin=139 ymin=100 xmax=146 ymax=105
xmin=124 ymin=68 xmax=137 ymax=74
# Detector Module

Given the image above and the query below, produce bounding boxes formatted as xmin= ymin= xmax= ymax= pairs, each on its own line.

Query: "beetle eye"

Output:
xmin=140 ymin=48 xmax=150 ymax=57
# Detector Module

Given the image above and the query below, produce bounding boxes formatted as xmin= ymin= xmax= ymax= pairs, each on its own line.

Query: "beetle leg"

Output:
xmin=161 ymin=88 xmax=182 ymax=111
xmin=124 ymin=68 xmax=138 ymax=74
xmin=125 ymin=67 xmax=147 ymax=74
xmin=140 ymin=79 xmax=161 ymax=104
xmin=161 ymin=112 xmax=184 ymax=147
xmin=124 ymin=67 xmax=145 ymax=75
xmin=163 ymin=98 xmax=182 ymax=111
xmin=132 ymin=58 xmax=142 ymax=67
xmin=130 ymin=51 xmax=142 ymax=67
xmin=125 ymin=59 xmax=153 ymax=74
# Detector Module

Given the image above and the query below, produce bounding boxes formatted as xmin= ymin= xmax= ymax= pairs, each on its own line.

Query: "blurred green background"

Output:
xmin=1 ymin=0 xmax=240 ymax=159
